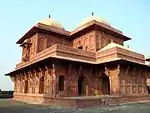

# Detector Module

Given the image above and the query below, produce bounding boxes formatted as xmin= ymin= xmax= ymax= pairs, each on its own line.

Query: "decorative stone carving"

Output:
xmin=45 ymin=65 xmax=52 ymax=95
xmin=51 ymin=64 xmax=56 ymax=97
xmin=105 ymin=64 xmax=120 ymax=96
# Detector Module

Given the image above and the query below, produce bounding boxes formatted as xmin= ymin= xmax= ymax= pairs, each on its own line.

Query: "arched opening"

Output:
xmin=39 ymin=76 xmax=44 ymax=94
xmin=147 ymin=86 xmax=150 ymax=94
xmin=78 ymin=75 xmax=86 ymax=96
xmin=101 ymin=73 xmax=110 ymax=95
xmin=146 ymin=79 xmax=150 ymax=94
xmin=24 ymin=80 xmax=28 ymax=93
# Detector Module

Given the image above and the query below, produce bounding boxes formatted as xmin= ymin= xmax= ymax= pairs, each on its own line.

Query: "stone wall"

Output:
xmin=13 ymin=63 xmax=57 ymax=97
xmin=21 ymin=34 xmax=38 ymax=62
xmin=119 ymin=64 xmax=148 ymax=95
xmin=95 ymin=30 xmax=124 ymax=50
xmin=55 ymin=62 xmax=112 ymax=97
xmin=72 ymin=31 xmax=96 ymax=52
xmin=13 ymin=59 xmax=150 ymax=99
xmin=37 ymin=32 xmax=71 ymax=53
xmin=14 ymin=60 xmax=111 ymax=97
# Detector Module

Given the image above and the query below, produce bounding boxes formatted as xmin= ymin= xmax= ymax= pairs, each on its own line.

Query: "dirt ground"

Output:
xmin=0 ymin=99 xmax=150 ymax=113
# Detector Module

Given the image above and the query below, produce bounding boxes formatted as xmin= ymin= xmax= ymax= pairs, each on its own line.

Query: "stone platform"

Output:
xmin=14 ymin=94 xmax=150 ymax=108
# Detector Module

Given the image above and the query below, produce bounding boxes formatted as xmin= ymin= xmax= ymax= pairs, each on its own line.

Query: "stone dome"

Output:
xmin=38 ymin=18 xmax=64 ymax=29
xmin=79 ymin=16 xmax=111 ymax=27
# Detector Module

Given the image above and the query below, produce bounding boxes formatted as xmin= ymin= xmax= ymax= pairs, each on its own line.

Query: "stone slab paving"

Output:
xmin=0 ymin=99 xmax=150 ymax=113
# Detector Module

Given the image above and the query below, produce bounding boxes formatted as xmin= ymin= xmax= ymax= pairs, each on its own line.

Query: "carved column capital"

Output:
xmin=51 ymin=64 xmax=56 ymax=76
xmin=116 ymin=64 xmax=120 ymax=75
xmin=105 ymin=64 xmax=120 ymax=77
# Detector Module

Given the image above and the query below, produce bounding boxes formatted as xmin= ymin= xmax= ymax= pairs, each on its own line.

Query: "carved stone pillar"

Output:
xmin=17 ymin=75 xmax=21 ymax=93
xmin=20 ymin=74 xmax=25 ymax=93
xmin=14 ymin=76 xmax=18 ymax=93
xmin=45 ymin=65 xmax=52 ymax=96
xmin=38 ymin=67 xmax=45 ymax=94
xmin=28 ymin=71 xmax=33 ymax=94
xmin=16 ymin=75 xmax=20 ymax=93
xmin=97 ymin=67 xmax=105 ymax=95
xmin=95 ymin=78 xmax=99 ymax=95
xmin=35 ymin=71 xmax=39 ymax=94
xmin=51 ymin=64 xmax=57 ymax=97
xmin=31 ymin=70 xmax=36 ymax=94
xmin=142 ymin=70 xmax=148 ymax=94
xmin=105 ymin=64 xmax=120 ymax=96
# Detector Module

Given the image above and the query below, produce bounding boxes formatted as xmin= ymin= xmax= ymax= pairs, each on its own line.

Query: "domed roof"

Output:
xmin=79 ymin=16 xmax=111 ymax=27
xmin=38 ymin=18 xmax=64 ymax=29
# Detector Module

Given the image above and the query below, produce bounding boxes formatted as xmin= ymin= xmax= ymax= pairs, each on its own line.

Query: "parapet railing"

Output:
xmin=16 ymin=44 xmax=96 ymax=70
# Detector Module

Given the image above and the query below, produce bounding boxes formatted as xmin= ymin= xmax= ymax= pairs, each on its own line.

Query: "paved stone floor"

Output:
xmin=0 ymin=99 xmax=150 ymax=113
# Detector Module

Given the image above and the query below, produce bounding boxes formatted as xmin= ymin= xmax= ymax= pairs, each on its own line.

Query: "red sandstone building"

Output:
xmin=6 ymin=15 xmax=150 ymax=108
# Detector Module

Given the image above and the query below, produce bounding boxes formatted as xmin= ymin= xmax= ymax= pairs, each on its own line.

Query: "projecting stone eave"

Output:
xmin=70 ymin=20 xmax=131 ymax=41
xmin=16 ymin=23 xmax=70 ymax=44
xmin=5 ymin=43 xmax=146 ymax=76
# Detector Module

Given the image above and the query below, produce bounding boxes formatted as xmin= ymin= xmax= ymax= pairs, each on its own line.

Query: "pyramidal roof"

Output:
xmin=100 ymin=42 xmax=131 ymax=51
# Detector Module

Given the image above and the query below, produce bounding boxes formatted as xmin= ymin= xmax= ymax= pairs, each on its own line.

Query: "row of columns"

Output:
xmin=13 ymin=62 xmax=148 ymax=97
xmin=13 ymin=64 xmax=57 ymax=97
xmin=119 ymin=65 xmax=148 ymax=95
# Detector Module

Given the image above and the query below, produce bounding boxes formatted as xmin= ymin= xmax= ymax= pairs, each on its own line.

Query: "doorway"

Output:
xmin=101 ymin=73 xmax=110 ymax=95
xmin=78 ymin=75 xmax=86 ymax=96
xmin=39 ymin=76 xmax=44 ymax=94
xmin=24 ymin=80 xmax=28 ymax=93
xmin=147 ymin=79 xmax=150 ymax=94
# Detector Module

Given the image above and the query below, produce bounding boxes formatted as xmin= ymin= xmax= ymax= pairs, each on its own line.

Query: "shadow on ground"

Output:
xmin=0 ymin=99 xmax=150 ymax=113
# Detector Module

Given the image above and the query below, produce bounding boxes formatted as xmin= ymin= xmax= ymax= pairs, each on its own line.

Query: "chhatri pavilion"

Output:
xmin=6 ymin=14 xmax=150 ymax=108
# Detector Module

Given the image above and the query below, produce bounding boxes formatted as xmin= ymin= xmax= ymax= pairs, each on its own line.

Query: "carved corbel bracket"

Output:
xmin=20 ymin=73 xmax=24 ymax=81
xmin=105 ymin=66 xmax=109 ymax=77
xmin=52 ymin=64 xmax=56 ymax=71
xmin=116 ymin=64 xmax=120 ymax=75
xmin=39 ymin=67 xmax=43 ymax=72
xmin=45 ymin=65 xmax=51 ymax=76
xmin=23 ymin=71 xmax=28 ymax=81
xmin=17 ymin=74 xmax=21 ymax=80
xmin=31 ymin=69 xmax=37 ymax=78
xmin=105 ymin=64 xmax=120 ymax=77
xmin=38 ymin=67 xmax=45 ymax=78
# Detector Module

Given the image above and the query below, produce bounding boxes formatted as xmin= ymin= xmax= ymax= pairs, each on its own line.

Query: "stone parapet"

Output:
xmin=16 ymin=44 xmax=96 ymax=70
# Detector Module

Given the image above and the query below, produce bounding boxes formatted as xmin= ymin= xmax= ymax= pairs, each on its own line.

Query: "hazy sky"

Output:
xmin=0 ymin=0 xmax=150 ymax=90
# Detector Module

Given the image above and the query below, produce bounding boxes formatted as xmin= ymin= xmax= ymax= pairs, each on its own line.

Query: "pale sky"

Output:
xmin=0 ymin=0 xmax=150 ymax=90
